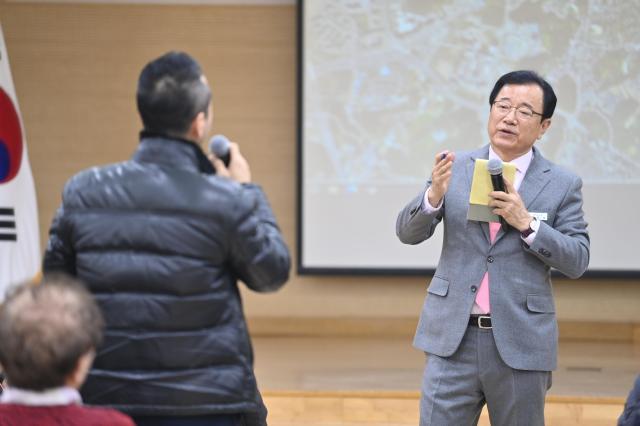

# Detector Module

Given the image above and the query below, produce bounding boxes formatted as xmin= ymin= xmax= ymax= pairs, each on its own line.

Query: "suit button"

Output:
xmin=487 ymin=256 xmax=494 ymax=263
xmin=538 ymin=248 xmax=551 ymax=258
xmin=471 ymin=286 xmax=477 ymax=293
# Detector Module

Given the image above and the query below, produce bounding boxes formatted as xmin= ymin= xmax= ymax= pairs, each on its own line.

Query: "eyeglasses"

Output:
xmin=492 ymin=100 xmax=543 ymax=121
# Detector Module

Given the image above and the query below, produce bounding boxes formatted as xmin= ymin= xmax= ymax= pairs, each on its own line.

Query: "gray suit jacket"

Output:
xmin=396 ymin=145 xmax=589 ymax=371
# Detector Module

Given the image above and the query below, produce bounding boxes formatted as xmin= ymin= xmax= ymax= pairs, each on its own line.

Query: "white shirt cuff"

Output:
xmin=421 ymin=187 xmax=443 ymax=213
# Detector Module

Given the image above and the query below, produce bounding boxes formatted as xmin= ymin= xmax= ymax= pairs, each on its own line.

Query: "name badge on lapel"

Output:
xmin=530 ymin=212 xmax=548 ymax=221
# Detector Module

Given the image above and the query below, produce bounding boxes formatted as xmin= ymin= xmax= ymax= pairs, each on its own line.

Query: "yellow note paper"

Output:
xmin=469 ymin=159 xmax=517 ymax=205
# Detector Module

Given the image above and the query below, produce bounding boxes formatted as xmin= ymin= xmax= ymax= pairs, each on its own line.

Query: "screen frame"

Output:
xmin=295 ymin=0 xmax=640 ymax=279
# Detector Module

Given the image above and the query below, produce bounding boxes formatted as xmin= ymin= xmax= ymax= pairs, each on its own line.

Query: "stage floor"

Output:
xmin=253 ymin=336 xmax=640 ymax=398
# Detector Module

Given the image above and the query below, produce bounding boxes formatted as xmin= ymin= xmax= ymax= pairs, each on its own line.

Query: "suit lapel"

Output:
xmin=518 ymin=147 xmax=552 ymax=209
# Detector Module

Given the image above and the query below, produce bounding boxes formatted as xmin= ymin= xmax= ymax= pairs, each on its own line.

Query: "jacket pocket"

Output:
xmin=427 ymin=276 xmax=449 ymax=297
xmin=526 ymin=294 xmax=555 ymax=313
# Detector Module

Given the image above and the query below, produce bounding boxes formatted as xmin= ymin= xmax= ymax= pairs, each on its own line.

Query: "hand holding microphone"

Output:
xmin=208 ymin=134 xmax=252 ymax=183
xmin=209 ymin=135 xmax=231 ymax=168
xmin=487 ymin=158 xmax=532 ymax=232
xmin=487 ymin=158 xmax=509 ymax=229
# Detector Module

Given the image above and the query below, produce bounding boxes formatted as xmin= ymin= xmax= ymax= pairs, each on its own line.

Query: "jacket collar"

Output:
xmin=133 ymin=131 xmax=215 ymax=175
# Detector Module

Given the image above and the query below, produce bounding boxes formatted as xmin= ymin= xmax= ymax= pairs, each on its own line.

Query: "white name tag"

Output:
xmin=531 ymin=212 xmax=548 ymax=221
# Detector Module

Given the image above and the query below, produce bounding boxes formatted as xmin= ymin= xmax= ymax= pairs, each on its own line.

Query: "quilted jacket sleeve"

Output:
xmin=228 ymin=183 xmax=290 ymax=292
xmin=42 ymin=205 xmax=76 ymax=276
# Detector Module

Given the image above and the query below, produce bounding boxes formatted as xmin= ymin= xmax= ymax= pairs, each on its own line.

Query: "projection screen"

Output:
xmin=299 ymin=1 xmax=640 ymax=276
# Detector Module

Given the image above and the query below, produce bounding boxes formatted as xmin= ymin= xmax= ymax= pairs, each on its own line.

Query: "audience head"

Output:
xmin=0 ymin=275 xmax=104 ymax=391
xmin=137 ymin=51 xmax=212 ymax=139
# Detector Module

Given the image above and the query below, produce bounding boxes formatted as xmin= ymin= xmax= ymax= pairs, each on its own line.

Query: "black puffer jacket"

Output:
xmin=620 ymin=375 xmax=640 ymax=426
xmin=43 ymin=135 xmax=290 ymax=424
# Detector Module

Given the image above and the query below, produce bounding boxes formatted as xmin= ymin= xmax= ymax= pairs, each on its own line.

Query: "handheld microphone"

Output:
xmin=487 ymin=158 xmax=509 ymax=230
xmin=487 ymin=158 xmax=506 ymax=192
xmin=208 ymin=134 xmax=231 ymax=168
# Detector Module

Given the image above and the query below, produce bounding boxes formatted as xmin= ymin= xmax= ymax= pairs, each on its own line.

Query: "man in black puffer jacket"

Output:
xmin=42 ymin=51 xmax=290 ymax=426
xmin=620 ymin=375 xmax=640 ymax=426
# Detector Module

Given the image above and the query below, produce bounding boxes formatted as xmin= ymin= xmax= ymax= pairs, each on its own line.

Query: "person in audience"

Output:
xmin=0 ymin=276 xmax=134 ymax=426
xmin=619 ymin=375 xmax=640 ymax=426
xmin=42 ymin=51 xmax=290 ymax=426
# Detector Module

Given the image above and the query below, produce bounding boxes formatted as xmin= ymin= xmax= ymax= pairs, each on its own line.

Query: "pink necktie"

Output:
xmin=474 ymin=222 xmax=501 ymax=313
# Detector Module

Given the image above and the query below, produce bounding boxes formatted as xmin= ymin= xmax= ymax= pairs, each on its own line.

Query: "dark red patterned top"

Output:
xmin=0 ymin=404 xmax=135 ymax=426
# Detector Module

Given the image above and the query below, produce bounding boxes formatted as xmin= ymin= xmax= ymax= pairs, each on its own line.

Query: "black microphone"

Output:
xmin=487 ymin=158 xmax=509 ymax=230
xmin=487 ymin=158 xmax=506 ymax=192
xmin=208 ymin=134 xmax=231 ymax=168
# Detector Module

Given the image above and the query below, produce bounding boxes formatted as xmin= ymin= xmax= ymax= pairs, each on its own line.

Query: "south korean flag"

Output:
xmin=0 ymin=24 xmax=41 ymax=300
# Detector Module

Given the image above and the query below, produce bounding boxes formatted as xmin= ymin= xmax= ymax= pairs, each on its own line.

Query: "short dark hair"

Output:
xmin=489 ymin=70 xmax=557 ymax=120
xmin=137 ymin=51 xmax=212 ymax=136
xmin=0 ymin=275 xmax=104 ymax=391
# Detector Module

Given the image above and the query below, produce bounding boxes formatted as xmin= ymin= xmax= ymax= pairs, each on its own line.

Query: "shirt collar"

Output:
xmin=488 ymin=145 xmax=533 ymax=175
xmin=0 ymin=386 xmax=82 ymax=406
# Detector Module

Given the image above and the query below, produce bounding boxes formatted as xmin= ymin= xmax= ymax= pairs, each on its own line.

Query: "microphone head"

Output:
xmin=487 ymin=158 xmax=503 ymax=176
xmin=209 ymin=134 xmax=230 ymax=158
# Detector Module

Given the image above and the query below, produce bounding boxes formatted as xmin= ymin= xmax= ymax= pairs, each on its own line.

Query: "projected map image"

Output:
xmin=302 ymin=0 xmax=640 ymax=272
xmin=304 ymin=0 xmax=640 ymax=189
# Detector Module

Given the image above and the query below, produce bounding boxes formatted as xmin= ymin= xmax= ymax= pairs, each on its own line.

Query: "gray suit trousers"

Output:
xmin=420 ymin=326 xmax=552 ymax=426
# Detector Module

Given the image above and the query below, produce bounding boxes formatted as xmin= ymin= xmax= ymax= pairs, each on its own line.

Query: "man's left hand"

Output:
xmin=488 ymin=177 xmax=533 ymax=232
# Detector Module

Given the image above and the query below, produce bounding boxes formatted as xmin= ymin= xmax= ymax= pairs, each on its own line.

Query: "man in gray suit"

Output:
xmin=396 ymin=70 xmax=589 ymax=425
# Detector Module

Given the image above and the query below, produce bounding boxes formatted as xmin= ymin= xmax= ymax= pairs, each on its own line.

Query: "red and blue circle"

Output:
xmin=0 ymin=87 xmax=23 ymax=184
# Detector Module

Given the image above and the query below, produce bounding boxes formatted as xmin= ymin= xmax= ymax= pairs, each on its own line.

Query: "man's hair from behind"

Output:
xmin=489 ymin=70 xmax=557 ymax=121
xmin=0 ymin=275 xmax=104 ymax=391
xmin=137 ymin=51 xmax=212 ymax=136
